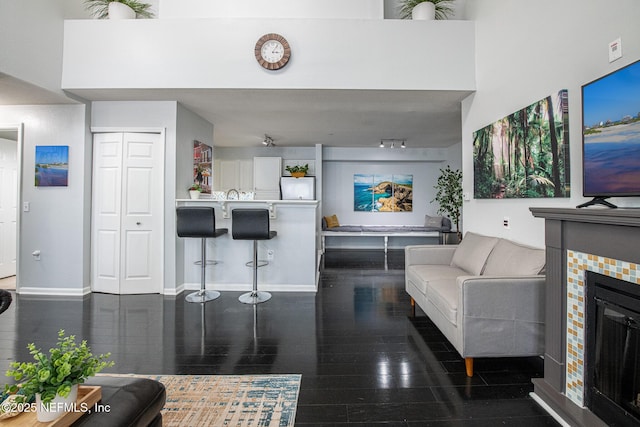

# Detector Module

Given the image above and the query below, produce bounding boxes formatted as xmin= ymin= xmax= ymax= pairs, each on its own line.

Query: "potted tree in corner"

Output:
xmin=398 ymin=0 xmax=455 ymax=20
xmin=84 ymin=0 xmax=154 ymax=19
xmin=432 ymin=165 xmax=463 ymax=241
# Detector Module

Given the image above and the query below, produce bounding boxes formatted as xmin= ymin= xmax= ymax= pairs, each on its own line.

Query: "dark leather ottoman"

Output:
xmin=75 ymin=376 xmax=166 ymax=427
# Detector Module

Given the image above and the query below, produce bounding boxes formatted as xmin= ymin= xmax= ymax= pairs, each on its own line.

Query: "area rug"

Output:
xmin=105 ymin=374 xmax=301 ymax=427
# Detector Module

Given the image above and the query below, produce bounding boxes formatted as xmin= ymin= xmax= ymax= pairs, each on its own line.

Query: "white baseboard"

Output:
xmin=17 ymin=286 xmax=90 ymax=297
xmin=178 ymin=282 xmax=317 ymax=293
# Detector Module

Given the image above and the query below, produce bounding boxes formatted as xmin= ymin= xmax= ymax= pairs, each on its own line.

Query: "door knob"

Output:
xmin=136 ymin=222 xmax=141 ymax=225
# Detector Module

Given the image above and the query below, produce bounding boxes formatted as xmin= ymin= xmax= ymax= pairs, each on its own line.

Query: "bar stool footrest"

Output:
xmin=239 ymin=291 xmax=272 ymax=305
xmin=185 ymin=290 xmax=221 ymax=303
xmin=245 ymin=260 xmax=269 ymax=268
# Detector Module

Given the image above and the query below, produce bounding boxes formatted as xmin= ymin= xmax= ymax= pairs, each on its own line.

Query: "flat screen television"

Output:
xmin=580 ymin=59 xmax=640 ymax=208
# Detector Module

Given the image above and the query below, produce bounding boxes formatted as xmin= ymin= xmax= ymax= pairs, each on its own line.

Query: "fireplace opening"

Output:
xmin=586 ymin=271 xmax=640 ymax=426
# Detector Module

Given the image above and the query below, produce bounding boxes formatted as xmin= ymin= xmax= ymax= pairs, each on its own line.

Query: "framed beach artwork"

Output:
xmin=35 ymin=145 xmax=69 ymax=187
xmin=353 ymin=174 xmax=413 ymax=212
xmin=473 ymin=89 xmax=570 ymax=198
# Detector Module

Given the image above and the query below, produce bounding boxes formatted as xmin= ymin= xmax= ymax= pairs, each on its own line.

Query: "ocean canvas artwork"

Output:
xmin=35 ymin=145 xmax=69 ymax=187
xmin=354 ymin=174 xmax=413 ymax=212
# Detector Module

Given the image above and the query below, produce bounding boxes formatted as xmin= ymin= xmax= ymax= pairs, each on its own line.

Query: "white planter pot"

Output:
xmin=36 ymin=384 xmax=78 ymax=422
xmin=189 ymin=190 xmax=201 ymax=199
xmin=109 ymin=2 xmax=136 ymax=19
xmin=412 ymin=2 xmax=436 ymax=20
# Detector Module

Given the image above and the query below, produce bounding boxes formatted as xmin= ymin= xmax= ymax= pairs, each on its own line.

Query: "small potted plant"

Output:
xmin=84 ymin=0 xmax=154 ymax=19
xmin=398 ymin=0 xmax=455 ymax=20
xmin=285 ymin=164 xmax=309 ymax=178
xmin=188 ymin=183 xmax=202 ymax=199
xmin=3 ymin=330 xmax=113 ymax=422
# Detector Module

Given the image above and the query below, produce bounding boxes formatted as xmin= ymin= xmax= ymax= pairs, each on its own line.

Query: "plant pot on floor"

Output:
xmin=412 ymin=2 xmax=436 ymax=20
xmin=35 ymin=384 xmax=79 ymax=422
xmin=109 ymin=2 xmax=136 ymax=19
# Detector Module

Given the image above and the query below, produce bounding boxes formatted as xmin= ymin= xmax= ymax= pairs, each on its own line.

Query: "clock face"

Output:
xmin=255 ymin=34 xmax=291 ymax=70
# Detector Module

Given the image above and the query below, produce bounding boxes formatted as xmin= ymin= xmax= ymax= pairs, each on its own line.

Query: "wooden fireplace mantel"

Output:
xmin=529 ymin=207 xmax=640 ymax=427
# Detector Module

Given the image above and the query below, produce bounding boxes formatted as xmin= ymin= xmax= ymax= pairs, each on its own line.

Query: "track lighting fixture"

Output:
xmin=262 ymin=135 xmax=275 ymax=147
xmin=379 ymin=139 xmax=407 ymax=149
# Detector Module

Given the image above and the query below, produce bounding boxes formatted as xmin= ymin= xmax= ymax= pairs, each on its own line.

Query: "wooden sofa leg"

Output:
xmin=410 ymin=297 xmax=415 ymax=317
xmin=465 ymin=357 xmax=474 ymax=377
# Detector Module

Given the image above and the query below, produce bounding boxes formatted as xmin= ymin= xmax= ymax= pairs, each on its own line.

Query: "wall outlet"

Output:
xmin=463 ymin=192 xmax=471 ymax=201
xmin=503 ymin=217 xmax=510 ymax=229
xmin=267 ymin=249 xmax=274 ymax=260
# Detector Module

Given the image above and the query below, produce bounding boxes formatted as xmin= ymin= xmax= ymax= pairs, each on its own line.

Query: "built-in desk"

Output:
xmin=175 ymin=199 xmax=319 ymax=294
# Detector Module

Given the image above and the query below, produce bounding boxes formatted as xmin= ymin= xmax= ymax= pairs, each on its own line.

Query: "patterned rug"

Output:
xmin=104 ymin=374 xmax=301 ymax=427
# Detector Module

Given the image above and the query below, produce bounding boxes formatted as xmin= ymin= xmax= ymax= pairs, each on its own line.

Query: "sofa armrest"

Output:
xmin=404 ymin=245 xmax=458 ymax=268
xmin=457 ymin=275 xmax=545 ymax=357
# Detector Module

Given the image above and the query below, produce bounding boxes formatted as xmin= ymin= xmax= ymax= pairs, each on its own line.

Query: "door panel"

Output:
xmin=92 ymin=132 xmax=163 ymax=294
xmin=0 ymin=139 xmax=17 ymax=278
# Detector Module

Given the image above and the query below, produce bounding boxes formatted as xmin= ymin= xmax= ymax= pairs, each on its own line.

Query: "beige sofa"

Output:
xmin=405 ymin=232 xmax=546 ymax=376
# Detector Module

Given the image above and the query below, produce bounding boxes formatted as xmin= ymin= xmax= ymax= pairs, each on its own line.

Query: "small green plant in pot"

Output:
xmin=3 ymin=330 xmax=113 ymax=420
xmin=285 ymin=164 xmax=309 ymax=177
xmin=84 ymin=0 xmax=154 ymax=19
xmin=431 ymin=166 xmax=463 ymax=239
xmin=398 ymin=0 xmax=455 ymax=20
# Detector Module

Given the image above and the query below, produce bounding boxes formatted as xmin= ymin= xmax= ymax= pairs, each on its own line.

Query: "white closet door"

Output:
xmin=0 ymin=139 xmax=17 ymax=278
xmin=92 ymin=132 xmax=163 ymax=294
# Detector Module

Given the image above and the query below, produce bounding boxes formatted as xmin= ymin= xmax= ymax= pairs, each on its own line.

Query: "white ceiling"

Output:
xmin=1 ymin=73 xmax=472 ymax=149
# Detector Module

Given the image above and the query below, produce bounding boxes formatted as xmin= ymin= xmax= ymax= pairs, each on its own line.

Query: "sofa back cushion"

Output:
xmin=450 ymin=232 xmax=499 ymax=275
xmin=483 ymin=238 xmax=545 ymax=276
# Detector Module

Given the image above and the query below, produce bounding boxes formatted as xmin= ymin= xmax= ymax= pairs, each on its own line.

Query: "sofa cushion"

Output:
xmin=483 ymin=239 xmax=545 ymax=276
xmin=424 ymin=214 xmax=444 ymax=228
xmin=450 ymin=232 xmax=499 ymax=275
xmin=427 ymin=279 xmax=459 ymax=326
xmin=407 ymin=265 xmax=468 ymax=295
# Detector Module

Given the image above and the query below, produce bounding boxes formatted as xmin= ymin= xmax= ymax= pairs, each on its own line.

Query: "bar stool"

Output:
xmin=232 ymin=209 xmax=277 ymax=304
xmin=176 ymin=206 xmax=228 ymax=303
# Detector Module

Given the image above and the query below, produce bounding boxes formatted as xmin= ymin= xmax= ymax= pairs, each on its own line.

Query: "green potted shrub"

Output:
xmin=285 ymin=164 xmax=309 ymax=178
xmin=3 ymin=330 xmax=113 ymax=422
xmin=398 ymin=0 xmax=455 ymax=20
xmin=84 ymin=0 xmax=154 ymax=19
xmin=188 ymin=183 xmax=202 ymax=199
xmin=432 ymin=165 xmax=463 ymax=240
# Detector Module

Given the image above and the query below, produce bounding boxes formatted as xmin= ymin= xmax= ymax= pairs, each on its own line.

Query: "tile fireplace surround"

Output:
xmin=530 ymin=207 xmax=640 ymax=427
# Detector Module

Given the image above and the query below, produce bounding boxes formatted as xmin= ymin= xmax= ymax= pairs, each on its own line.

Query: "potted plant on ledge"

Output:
xmin=84 ymin=0 xmax=154 ymax=19
xmin=285 ymin=164 xmax=309 ymax=178
xmin=398 ymin=0 xmax=455 ymax=20
xmin=188 ymin=183 xmax=202 ymax=199
xmin=3 ymin=330 xmax=113 ymax=422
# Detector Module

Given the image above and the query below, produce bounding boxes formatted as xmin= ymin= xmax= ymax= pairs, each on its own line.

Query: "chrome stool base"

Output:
xmin=239 ymin=290 xmax=272 ymax=305
xmin=186 ymin=290 xmax=221 ymax=303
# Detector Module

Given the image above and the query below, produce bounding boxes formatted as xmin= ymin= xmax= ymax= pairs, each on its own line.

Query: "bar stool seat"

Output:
xmin=232 ymin=209 xmax=276 ymax=304
xmin=177 ymin=206 xmax=227 ymax=303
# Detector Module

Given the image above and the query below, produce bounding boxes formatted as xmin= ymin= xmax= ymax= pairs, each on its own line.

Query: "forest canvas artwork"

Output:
xmin=473 ymin=90 xmax=570 ymax=198
xmin=354 ymin=174 xmax=413 ymax=212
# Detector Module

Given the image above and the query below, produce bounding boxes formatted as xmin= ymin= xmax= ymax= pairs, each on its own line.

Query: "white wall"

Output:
xmin=0 ymin=105 xmax=90 ymax=293
xmin=62 ymin=19 xmax=475 ymax=93
xmin=462 ymin=0 xmax=640 ymax=248
xmin=159 ymin=0 xmax=384 ymax=19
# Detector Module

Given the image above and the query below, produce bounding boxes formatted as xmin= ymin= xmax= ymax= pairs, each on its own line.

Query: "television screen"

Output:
xmin=582 ymin=59 xmax=640 ymax=199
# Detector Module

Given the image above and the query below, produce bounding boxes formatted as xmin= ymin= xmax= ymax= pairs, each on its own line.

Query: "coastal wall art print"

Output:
xmin=473 ymin=89 xmax=570 ymax=198
xmin=35 ymin=145 xmax=69 ymax=187
xmin=354 ymin=174 xmax=413 ymax=212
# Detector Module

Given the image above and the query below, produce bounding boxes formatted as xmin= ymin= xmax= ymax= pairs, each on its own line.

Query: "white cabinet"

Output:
xmin=216 ymin=159 xmax=253 ymax=192
xmin=253 ymin=157 xmax=282 ymax=200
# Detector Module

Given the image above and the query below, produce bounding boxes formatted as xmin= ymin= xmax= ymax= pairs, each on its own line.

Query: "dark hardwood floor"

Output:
xmin=0 ymin=249 xmax=558 ymax=426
